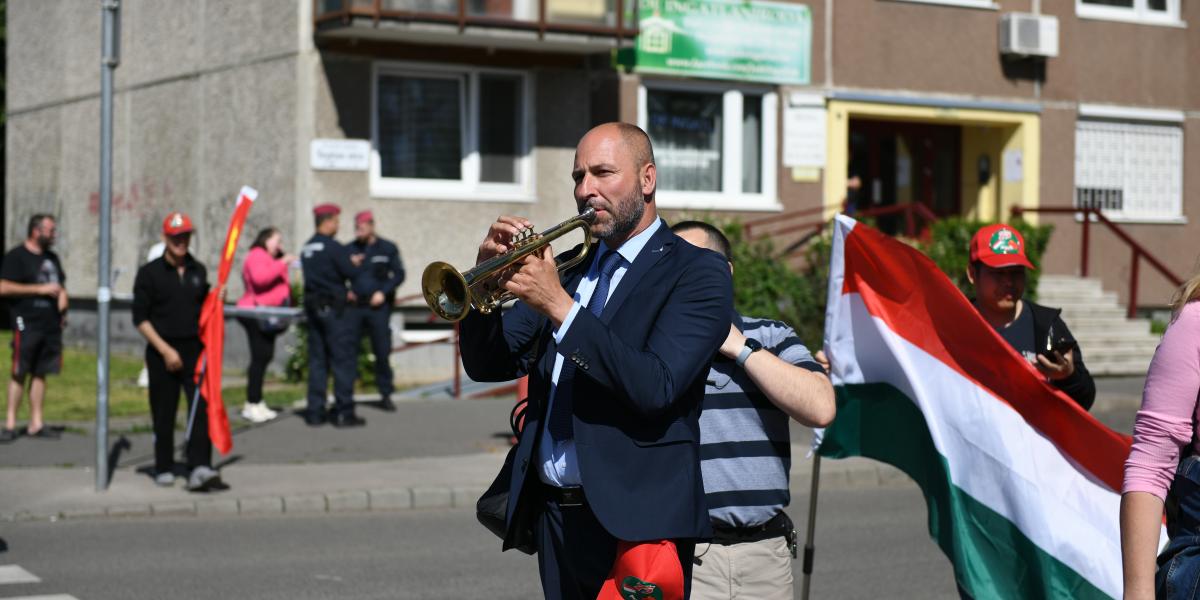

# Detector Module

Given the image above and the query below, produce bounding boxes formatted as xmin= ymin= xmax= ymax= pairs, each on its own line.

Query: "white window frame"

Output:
xmin=1075 ymin=0 xmax=1184 ymax=27
xmin=638 ymin=80 xmax=781 ymax=212
xmin=1073 ymin=105 xmax=1186 ymax=224
xmin=370 ymin=62 xmax=536 ymax=202
xmin=885 ymin=0 xmax=999 ymax=11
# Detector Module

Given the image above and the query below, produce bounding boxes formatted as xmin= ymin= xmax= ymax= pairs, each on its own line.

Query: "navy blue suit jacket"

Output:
xmin=460 ymin=220 xmax=733 ymax=546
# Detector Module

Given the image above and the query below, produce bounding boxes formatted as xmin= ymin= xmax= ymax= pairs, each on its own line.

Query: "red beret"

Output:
xmin=355 ymin=210 xmax=374 ymax=225
xmin=313 ymin=203 xmax=341 ymax=217
xmin=162 ymin=212 xmax=194 ymax=236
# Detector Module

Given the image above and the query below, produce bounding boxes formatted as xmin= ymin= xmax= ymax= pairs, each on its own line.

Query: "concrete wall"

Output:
xmin=7 ymin=0 xmax=304 ymax=299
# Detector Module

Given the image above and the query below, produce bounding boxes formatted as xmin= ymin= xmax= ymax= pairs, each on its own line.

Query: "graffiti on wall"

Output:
xmin=88 ymin=179 xmax=175 ymax=216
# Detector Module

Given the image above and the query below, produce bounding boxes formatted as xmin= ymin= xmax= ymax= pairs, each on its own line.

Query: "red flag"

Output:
xmin=596 ymin=540 xmax=686 ymax=600
xmin=196 ymin=186 xmax=257 ymax=454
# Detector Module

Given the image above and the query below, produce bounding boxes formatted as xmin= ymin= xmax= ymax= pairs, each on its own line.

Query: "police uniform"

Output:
xmin=300 ymin=204 xmax=361 ymax=426
xmin=348 ymin=211 xmax=405 ymax=406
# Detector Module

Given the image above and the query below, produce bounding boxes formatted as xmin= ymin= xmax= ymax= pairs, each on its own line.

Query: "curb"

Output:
xmin=0 ymin=484 xmax=490 ymax=524
xmin=0 ymin=460 xmax=918 ymax=524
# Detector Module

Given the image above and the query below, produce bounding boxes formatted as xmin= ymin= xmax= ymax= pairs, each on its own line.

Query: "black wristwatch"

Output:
xmin=735 ymin=338 xmax=763 ymax=367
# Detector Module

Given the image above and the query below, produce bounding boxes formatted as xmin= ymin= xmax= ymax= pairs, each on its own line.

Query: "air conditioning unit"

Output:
xmin=999 ymin=13 xmax=1058 ymax=58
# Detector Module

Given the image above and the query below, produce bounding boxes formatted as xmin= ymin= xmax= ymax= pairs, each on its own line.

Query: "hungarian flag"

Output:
xmin=816 ymin=215 xmax=1163 ymax=598
xmin=196 ymin=186 xmax=257 ymax=454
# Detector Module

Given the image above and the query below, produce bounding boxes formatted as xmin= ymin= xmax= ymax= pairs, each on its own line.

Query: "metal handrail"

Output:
xmin=746 ymin=203 xmax=941 ymax=258
xmin=1010 ymin=206 xmax=1184 ymax=318
xmin=314 ymin=0 xmax=638 ymax=39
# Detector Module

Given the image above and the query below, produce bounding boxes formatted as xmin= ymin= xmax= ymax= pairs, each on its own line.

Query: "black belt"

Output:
xmin=711 ymin=511 xmax=795 ymax=547
xmin=542 ymin=484 xmax=586 ymax=508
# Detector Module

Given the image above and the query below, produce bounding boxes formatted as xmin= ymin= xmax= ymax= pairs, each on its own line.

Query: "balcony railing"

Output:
xmin=314 ymin=0 xmax=638 ymax=41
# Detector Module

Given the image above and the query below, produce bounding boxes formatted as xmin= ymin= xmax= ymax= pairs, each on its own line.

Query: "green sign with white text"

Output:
xmin=634 ymin=0 xmax=811 ymax=84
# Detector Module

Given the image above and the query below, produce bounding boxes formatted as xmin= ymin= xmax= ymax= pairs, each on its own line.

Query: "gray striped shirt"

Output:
xmin=700 ymin=313 xmax=824 ymax=528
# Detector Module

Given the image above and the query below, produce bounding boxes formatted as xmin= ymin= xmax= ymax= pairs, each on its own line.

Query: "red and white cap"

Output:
xmin=162 ymin=212 xmax=194 ymax=236
xmin=969 ymin=223 xmax=1035 ymax=270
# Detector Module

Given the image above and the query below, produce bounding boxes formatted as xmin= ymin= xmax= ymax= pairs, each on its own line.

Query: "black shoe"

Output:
xmin=24 ymin=426 xmax=61 ymax=439
xmin=331 ymin=413 xmax=366 ymax=428
xmin=304 ymin=410 xmax=328 ymax=427
xmin=0 ymin=428 xmax=18 ymax=443
xmin=378 ymin=397 xmax=396 ymax=412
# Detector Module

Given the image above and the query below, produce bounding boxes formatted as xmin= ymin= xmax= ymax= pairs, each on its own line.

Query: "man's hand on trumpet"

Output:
xmin=500 ymin=245 xmax=574 ymax=328
xmin=476 ymin=216 xmax=533 ymax=265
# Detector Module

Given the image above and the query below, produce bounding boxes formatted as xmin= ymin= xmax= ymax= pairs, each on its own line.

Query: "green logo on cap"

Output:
xmin=989 ymin=228 xmax=1020 ymax=255
xmin=621 ymin=576 xmax=664 ymax=600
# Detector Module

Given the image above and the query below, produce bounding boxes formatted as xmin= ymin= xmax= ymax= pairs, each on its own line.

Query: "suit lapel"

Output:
xmin=600 ymin=220 xmax=675 ymax=325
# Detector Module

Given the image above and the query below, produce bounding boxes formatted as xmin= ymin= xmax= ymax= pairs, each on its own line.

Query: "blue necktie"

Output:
xmin=547 ymin=249 xmax=624 ymax=441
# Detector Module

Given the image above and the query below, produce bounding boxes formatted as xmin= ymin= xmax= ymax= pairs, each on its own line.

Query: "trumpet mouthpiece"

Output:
xmin=578 ymin=206 xmax=597 ymax=222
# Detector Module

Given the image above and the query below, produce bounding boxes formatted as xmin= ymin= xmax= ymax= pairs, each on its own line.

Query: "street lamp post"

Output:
xmin=96 ymin=0 xmax=120 ymax=492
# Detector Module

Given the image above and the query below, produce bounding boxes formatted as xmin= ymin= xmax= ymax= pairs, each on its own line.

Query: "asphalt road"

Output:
xmin=0 ymin=485 xmax=957 ymax=600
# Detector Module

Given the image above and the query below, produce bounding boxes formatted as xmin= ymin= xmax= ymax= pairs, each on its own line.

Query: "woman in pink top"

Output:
xmin=1121 ymin=272 xmax=1200 ymax=599
xmin=236 ymin=228 xmax=297 ymax=424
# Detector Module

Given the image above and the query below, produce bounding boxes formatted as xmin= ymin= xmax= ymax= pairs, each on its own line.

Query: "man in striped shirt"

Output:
xmin=672 ymin=221 xmax=836 ymax=600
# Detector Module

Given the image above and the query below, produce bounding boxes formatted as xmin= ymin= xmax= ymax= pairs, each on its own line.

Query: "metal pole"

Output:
xmin=800 ymin=453 xmax=823 ymax=600
xmin=96 ymin=0 xmax=121 ymax=492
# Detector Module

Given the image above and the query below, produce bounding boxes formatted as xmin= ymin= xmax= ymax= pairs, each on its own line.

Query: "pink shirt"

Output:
xmin=237 ymin=246 xmax=291 ymax=309
xmin=1123 ymin=300 xmax=1200 ymax=500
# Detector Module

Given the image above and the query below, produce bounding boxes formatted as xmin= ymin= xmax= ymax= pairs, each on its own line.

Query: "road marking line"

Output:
xmin=0 ymin=595 xmax=80 ymax=600
xmin=0 ymin=565 xmax=41 ymax=585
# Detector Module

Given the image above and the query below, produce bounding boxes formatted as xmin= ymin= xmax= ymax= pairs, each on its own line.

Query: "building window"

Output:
xmin=639 ymin=83 xmax=779 ymax=211
xmin=1074 ymin=119 xmax=1183 ymax=223
xmin=1076 ymin=0 xmax=1182 ymax=26
xmin=372 ymin=64 xmax=534 ymax=201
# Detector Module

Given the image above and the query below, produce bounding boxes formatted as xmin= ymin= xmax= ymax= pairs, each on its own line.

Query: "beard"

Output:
xmin=36 ymin=234 xmax=53 ymax=251
xmin=589 ymin=190 xmax=645 ymax=243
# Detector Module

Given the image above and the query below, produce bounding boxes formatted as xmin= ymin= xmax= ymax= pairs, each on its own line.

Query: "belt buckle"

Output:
xmin=558 ymin=486 xmax=584 ymax=508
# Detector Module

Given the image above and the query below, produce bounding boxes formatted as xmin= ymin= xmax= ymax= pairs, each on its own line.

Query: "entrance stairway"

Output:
xmin=1036 ymin=275 xmax=1161 ymax=377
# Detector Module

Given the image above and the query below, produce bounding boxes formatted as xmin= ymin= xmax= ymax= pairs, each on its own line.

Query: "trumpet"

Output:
xmin=422 ymin=207 xmax=597 ymax=322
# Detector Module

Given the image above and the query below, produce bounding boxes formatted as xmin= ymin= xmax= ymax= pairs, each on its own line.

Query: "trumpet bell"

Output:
xmin=422 ymin=261 xmax=471 ymax=322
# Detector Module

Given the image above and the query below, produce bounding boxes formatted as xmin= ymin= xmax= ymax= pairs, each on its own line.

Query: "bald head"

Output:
xmin=582 ymin=122 xmax=655 ymax=171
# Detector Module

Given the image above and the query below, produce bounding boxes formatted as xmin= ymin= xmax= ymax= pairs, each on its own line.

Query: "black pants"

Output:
xmin=145 ymin=338 xmax=210 ymax=474
xmin=237 ymin=316 xmax=279 ymax=405
xmin=305 ymin=303 xmax=356 ymax=417
xmin=536 ymin=495 xmax=695 ymax=600
xmin=349 ymin=306 xmax=394 ymax=398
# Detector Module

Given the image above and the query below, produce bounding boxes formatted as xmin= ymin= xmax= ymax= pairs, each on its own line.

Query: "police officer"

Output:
xmin=300 ymin=204 xmax=364 ymax=428
xmin=348 ymin=210 xmax=405 ymax=412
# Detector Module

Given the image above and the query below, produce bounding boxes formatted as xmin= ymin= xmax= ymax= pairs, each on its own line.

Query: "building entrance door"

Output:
xmin=848 ymin=119 xmax=962 ymax=232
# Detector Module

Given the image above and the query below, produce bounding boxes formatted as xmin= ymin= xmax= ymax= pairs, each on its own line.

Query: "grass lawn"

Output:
xmin=0 ymin=331 xmax=305 ymax=423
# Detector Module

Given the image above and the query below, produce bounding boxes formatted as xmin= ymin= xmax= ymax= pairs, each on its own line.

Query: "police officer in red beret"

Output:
xmin=300 ymin=204 xmax=364 ymax=427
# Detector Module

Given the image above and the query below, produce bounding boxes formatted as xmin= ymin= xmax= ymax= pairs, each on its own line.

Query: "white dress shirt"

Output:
xmin=539 ymin=218 xmax=664 ymax=487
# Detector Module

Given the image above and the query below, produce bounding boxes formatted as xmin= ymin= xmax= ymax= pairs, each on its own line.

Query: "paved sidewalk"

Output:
xmin=0 ymin=377 xmax=1144 ymax=523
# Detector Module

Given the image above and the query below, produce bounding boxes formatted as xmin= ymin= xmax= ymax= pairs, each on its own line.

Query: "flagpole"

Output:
xmin=800 ymin=453 xmax=822 ymax=600
xmin=184 ymin=355 xmax=207 ymax=446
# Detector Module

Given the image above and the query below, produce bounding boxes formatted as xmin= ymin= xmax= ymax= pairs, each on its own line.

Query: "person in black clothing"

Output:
xmin=348 ymin=210 xmax=405 ymax=412
xmin=0 ymin=214 xmax=67 ymax=443
xmin=967 ymin=223 xmax=1095 ymax=410
xmin=132 ymin=212 xmax=223 ymax=491
xmin=300 ymin=203 xmax=364 ymax=428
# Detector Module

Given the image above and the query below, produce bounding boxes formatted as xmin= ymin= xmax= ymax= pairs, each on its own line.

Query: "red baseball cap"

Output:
xmin=355 ymin=210 xmax=374 ymax=225
xmin=162 ymin=212 xmax=194 ymax=236
xmin=313 ymin=203 xmax=341 ymax=217
xmin=970 ymin=224 xmax=1035 ymax=270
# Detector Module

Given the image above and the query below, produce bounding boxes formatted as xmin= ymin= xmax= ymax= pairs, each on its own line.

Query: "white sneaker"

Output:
xmin=155 ymin=472 xmax=176 ymax=487
xmin=186 ymin=466 xmax=222 ymax=492
xmin=242 ymin=403 xmax=277 ymax=423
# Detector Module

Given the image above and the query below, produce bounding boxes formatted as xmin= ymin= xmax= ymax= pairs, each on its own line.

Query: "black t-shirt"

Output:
xmin=132 ymin=255 xmax=209 ymax=340
xmin=0 ymin=245 xmax=65 ymax=328
xmin=996 ymin=302 xmax=1037 ymax=365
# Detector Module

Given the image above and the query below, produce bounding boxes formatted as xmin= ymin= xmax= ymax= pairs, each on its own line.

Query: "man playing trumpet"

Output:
xmin=459 ymin=122 xmax=733 ymax=599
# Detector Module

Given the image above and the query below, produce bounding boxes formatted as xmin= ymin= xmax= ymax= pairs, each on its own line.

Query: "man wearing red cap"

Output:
xmin=300 ymin=203 xmax=364 ymax=427
xmin=132 ymin=212 xmax=222 ymax=491
xmin=348 ymin=210 xmax=405 ymax=412
xmin=967 ymin=223 xmax=1095 ymax=409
